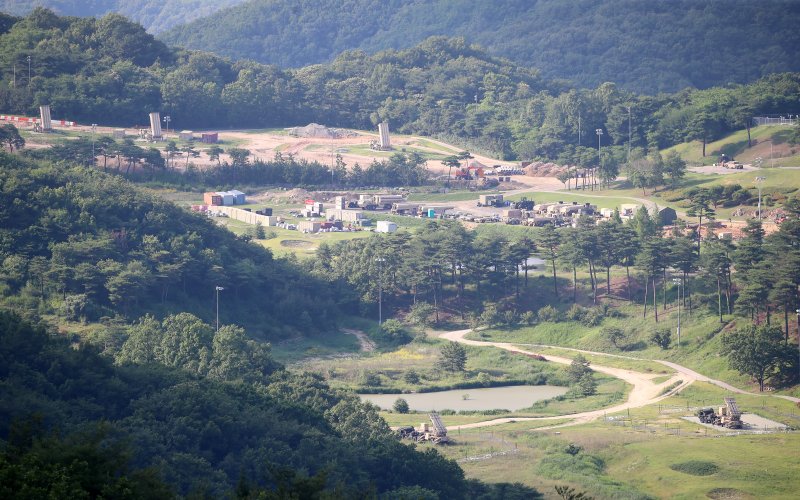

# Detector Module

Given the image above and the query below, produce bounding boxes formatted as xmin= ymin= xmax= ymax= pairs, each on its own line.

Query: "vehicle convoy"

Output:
xmin=396 ymin=412 xmax=449 ymax=444
xmin=697 ymin=397 xmax=743 ymax=429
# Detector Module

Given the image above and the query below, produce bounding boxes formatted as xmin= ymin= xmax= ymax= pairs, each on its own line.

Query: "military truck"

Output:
xmin=396 ymin=412 xmax=449 ymax=444
xmin=697 ymin=397 xmax=742 ymax=429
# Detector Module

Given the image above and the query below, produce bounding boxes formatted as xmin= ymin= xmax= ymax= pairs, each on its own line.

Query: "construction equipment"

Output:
xmin=696 ymin=397 xmax=743 ymax=429
xmin=396 ymin=412 xmax=449 ymax=444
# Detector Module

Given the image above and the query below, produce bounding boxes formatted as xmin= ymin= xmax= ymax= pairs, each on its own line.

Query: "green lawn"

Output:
xmin=505 ymin=190 xmax=648 ymax=211
xmin=663 ymin=125 xmax=799 ymax=167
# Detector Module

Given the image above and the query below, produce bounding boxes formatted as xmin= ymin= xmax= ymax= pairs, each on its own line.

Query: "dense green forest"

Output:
xmin=0 ymin=152 xmax=548 ymax=497
xmin=160 ymin=0 xmax=800 ymax=93
xmin=0 ymin=152 xmax=353 ymax=339
xmin=0 ymin=0 xmax=246 ymax=33
xmin=2 ymin=9 xmax=800 ymax=161
xmin=1 ymin=309 xmax=511 ymax=497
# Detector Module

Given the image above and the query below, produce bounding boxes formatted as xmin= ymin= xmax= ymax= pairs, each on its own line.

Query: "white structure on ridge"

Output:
xmin=149 ymin=112 xmax=163 ymax=139
xmin=39 ymin=105 xmax=52 ymax=132
xmin=378 ymin=122 xmax=391 ymax=149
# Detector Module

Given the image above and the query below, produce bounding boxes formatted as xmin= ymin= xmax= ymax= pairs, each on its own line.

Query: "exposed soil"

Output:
xmin=279 ymin=239 xmax=314 ymax=248
xmin=342 ymin=328 xmax=376 ymax=352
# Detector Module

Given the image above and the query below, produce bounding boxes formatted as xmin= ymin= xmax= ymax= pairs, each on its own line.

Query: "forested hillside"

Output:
xmin=160 ymin=0 xmax=800 ymax=93
xmin=0 ymin=310 xmax=486 ymax=497
xmin=2 ymin=9 xmax=799 ymax=163
xmin=0 ymin=0 xmax=245 ymax=33
xmin=0 ymin=152 xmax=351 ymax=339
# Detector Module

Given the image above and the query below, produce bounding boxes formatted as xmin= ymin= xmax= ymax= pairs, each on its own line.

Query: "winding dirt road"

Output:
xmin=438 ymin=329 xmax=799 ymax=430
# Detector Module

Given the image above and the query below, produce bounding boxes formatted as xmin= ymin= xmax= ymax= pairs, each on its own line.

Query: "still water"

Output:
xmin=359 ymin=384 xmax=567 ymax=412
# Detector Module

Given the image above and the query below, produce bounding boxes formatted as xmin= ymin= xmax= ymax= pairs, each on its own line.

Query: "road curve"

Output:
xmin=438 ymin=329 xmax=799 ymax=430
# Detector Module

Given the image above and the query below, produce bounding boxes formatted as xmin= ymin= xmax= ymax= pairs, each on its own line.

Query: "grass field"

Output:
xmin=506 ymin=190 xmax=648 ymax=210
xmin=664 ymin=125 xmax=800 ymax=167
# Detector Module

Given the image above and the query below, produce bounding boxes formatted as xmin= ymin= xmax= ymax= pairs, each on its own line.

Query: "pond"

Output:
xmin=359 ymin=384 xmax=567 ymax=412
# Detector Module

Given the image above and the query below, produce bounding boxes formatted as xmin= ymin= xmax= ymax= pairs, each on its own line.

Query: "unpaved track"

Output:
xmin=438 ymin=329 xmax=799 ymax=431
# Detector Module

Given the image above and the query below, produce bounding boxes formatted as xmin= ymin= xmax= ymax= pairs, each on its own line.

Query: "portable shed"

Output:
xmin=216 ymin=191 xmax=234 ymax=206
xmin=201 ymin=132 xmax=218 ymax=144
xmin=376 ymin=221 xmax=398 ymax=233
xmin=204 ymin=192 xmax=223 ymax=206
xmin=179 ymin=130 xmax=194 ymax=140
xmin=229 ymin=190 xmax=246 ymax=205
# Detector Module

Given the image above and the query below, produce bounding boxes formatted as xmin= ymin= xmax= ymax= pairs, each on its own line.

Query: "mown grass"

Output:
xmin=271 ymin=330 xmax=361 ymax=363
xmin=514 ymin=345 xmax=675 ymax=375
xmin=504 ymin=190 xmax=647 ymax=211
xmin=663 ymin=125 xmax=800 ymax=167
xmin=470 ymin=304 xmax=759 ymax=391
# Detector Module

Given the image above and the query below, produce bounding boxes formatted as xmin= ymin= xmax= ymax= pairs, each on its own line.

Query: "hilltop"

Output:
xmin=159 ymin=0 xmax=800 ymax=93
xmin=0 ymin=0 xmax=246 ymax=33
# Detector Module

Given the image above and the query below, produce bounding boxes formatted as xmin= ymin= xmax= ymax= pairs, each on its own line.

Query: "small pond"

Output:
xmin=359 ymin=384 xmax=567 ymax=412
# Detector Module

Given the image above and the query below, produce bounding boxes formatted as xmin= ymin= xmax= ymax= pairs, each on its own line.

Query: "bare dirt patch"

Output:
xmin=279 ymin=240 xmax=314 ymax=248
xmin=706 ymin=488 xmax=754 ymax=500
xmin=342 ymin=328 xmax=376 ymax=352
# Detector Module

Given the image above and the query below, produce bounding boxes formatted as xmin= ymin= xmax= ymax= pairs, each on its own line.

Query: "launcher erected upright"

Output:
xmin=39 ymin=105 xmax=52 ymax=132
xmin=149 ymin=112 xmax=163 ymax=140
xmin=378 ymin=122 xmax=391 ymax=150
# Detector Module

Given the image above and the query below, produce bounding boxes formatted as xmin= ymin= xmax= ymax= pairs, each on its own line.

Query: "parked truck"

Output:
xmin=697 ymin=397 xmax=742 ymax=429
xmin=396 ymin=412 xmax=449 ymax=444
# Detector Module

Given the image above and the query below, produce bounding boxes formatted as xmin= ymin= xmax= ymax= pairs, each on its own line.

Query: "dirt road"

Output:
xmin=437 ymin=329 xmax=799 ymax=430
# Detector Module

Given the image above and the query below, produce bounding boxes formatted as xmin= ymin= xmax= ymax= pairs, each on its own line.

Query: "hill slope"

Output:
xmin=0 ymin=0 xmax=246 ymax=33
xmin=160 ymin=0 xmax=800 ymax=92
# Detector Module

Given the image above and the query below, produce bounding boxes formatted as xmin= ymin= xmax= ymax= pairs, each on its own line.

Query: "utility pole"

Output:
xmin=673 ymin=278 xmax=682 ymax=346
xmin=595 ymin=129 xmax=603 ymax=191
xmin=91 ymin=124 xmax=97 ymax=166
xmin=577 ymin=109 xmax=581 ymax=146
xmin=215 ymin=286 xmax=224 ymax=332
xmin=627 ymin=105 xmax=632 ymax=166
xmin=755 ymin=176 xmax=766 ymax=219
xmin=375 ymin=257 xmax=385 ymax=325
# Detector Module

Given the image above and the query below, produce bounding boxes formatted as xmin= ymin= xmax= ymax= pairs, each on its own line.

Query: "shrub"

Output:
xmin=363 ymin=372 xmax=381 ymax=387
xmin=650 ymin=329 xmax=672 ymax=350
xmin=393 ymin=398 xmax=410 ymax=414
xmin=404 ymin=370 xmax=420 ymax=384
xmin=669 ymin=460 xmax=719 ymax=476
xmin=520 ymin=310 xmax=537 ymax=325
xmin=538 ymin=305 xmax=561 ymax=323
xmin=566 ymin=304 xmax=586 ymax=321
xmin=580 ymin=308 xmax=604 ymax=327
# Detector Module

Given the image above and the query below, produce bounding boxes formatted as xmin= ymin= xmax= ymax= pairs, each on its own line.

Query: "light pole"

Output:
xmin=796 ymin=308 xmax=799 ymax=382
xmin=91 ymin=124 xmax=97 ymax=165
xmin=755 ymin=176 xmax=766 ymax=219
xmin=215 ymin=285 xmax=224 ymax=332
xmin=163 ymin=115 xmax=171 ymax=135
xmin=375 ymin=257 xmax=385 ymax=325
xmin=627 ymin=105 xmax=632 ymax=166
xmin=595 ymin=128 xmax=603 ymax=190
xmin=673 ymin=278 xmax=682 ymax=346
xmin=27 ymin=55 xmax=31 ymax=89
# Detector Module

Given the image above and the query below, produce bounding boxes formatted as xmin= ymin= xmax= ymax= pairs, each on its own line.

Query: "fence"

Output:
xmin=752 ymin=116 xmax=798 ymax=126
xmin=0 ymin=114 xmax=75 ymax=127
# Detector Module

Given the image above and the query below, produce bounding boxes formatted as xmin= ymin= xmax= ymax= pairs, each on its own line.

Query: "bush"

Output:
xmin=520 ymin=310 xmax=537 ymax=325
xmin=650 ymin=329 xmax=672 ymax=350
xmin=404 ymin=370 xmax=420 ymax=384
xmin=669 ymin=460 xmax=719 ymax=476
xmin=538 ymin=305 xmax=561 ymax=323
xmin=393 ymin=398 xmax=410 ymax=414
xmin=377 ymin=319 xmax=411 ymax=345
xmin=566 ymin=304 xmax=586 ymax=321
xmin=363 ymin=372 xmax=382 ymax=387
xmin=580 ymin=308 xmax=604 ymax=327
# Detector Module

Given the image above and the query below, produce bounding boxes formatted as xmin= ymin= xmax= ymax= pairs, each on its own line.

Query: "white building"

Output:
xmin=376 ymin=221 xmax=398 ymax=233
